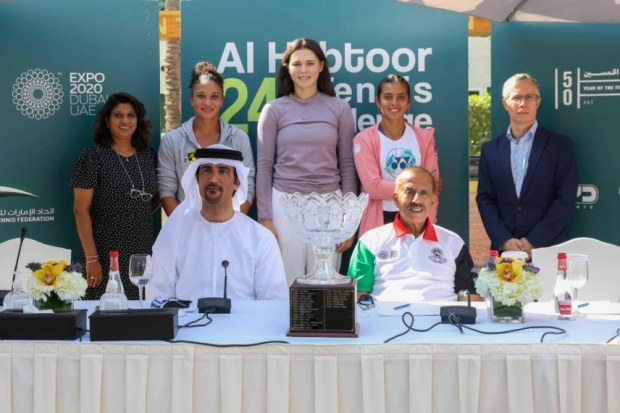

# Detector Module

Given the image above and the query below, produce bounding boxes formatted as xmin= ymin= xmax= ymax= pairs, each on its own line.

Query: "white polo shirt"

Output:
xmin=348 ymin=215 xmax=476 ymax=301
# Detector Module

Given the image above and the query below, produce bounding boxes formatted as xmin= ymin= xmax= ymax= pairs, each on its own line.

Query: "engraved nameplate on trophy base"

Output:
xmin=288 ymin=278 xmax=359 ymax=338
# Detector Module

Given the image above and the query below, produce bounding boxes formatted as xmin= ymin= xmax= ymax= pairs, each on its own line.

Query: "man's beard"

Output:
xmin=203 ymin=184 xmax=224 ymax=205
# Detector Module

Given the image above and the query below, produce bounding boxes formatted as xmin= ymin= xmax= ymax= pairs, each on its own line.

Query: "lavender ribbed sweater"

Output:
xmin=257 ymin=92 xmax=357 ymax=221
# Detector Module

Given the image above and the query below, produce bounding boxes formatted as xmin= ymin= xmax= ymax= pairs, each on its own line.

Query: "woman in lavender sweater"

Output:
xmin=257 ymin=38 xmax=357 ymax=286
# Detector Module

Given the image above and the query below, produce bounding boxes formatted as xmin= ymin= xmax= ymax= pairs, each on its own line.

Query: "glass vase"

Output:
xmin=36 ymin=291 xmax=71 ymax=310
xmin=487 ymin=296 xmax=524 ymax=323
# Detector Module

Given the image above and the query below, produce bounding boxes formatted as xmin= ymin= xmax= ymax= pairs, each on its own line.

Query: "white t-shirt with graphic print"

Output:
xmin=379 ymin=124 xmax=421 ymax=211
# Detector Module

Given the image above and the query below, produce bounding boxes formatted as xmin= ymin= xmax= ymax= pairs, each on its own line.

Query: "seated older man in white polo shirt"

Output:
xmin=348 ymin=166 xmax=482 ymax=302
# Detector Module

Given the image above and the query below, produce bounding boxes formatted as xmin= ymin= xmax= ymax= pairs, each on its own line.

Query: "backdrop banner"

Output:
xmin=492 ymin=23 xmax=620 ymax=245
xmin=0 ymin=0 xmax=160 ymax=264
xmin=181 ymin=0 xmax=470 ymax=242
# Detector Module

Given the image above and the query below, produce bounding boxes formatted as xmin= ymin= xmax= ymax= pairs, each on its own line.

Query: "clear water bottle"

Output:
xmin=553 ymin=252 xmax=574 ymax=320
xmin=3 ymin=277 xmax=34 ymax=309
xmin=99 ymin=279 xmax=128 ymax=310
xmin=108 ymin=250 xmax=124 ymax=294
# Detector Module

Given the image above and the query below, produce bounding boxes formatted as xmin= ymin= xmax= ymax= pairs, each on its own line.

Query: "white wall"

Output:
xmin=468 ymin=36 xmax=490 ymax=94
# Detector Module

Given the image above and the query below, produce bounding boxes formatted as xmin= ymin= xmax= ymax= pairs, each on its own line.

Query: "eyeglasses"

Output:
xmin=130 ymin=189 xmax=153 ymax=202
xmin=357 ymin=294 xmax=374 ymax=311
xmin=507 ymin=94 xmax=539 ymax=103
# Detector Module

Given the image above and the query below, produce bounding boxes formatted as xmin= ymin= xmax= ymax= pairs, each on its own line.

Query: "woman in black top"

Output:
xmin=70 ymin=92 xmax=159 ymax=300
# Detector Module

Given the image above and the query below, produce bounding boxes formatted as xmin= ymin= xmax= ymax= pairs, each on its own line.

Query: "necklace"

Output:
xmin=113 ymin=146 xmax=152 ymax=202
xmin=378 ymin=122 xmax=406 ymax=140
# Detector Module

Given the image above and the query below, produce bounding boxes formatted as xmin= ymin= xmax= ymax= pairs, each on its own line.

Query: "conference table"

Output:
xmin=2 ymin=299 xmax=620 ymax=413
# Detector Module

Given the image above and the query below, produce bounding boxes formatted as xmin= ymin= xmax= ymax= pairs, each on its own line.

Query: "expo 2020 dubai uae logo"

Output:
xmin=12 ymin=69 xmax=64 ymax=120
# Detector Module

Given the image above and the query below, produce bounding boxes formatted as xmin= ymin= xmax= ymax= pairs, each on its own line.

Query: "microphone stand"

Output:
xmin=197 ymin=260 xmax=232 ymax=313
xmin=13 ymin=228 xmax=27 ymax=282
xmin=0 ymin=227 xmax=28 ymax=306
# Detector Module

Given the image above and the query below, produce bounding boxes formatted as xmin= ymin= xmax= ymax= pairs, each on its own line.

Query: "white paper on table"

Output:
xmin=374 ymin=301 xmax=440 ymax=316
xmin=578 ymin=301 xmax=620 ymax=315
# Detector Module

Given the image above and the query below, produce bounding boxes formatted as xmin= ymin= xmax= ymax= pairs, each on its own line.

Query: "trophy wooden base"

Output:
xmin=287 ymin=278 xmax=359 ymax=338
xmin=287 ymin=322 xmax=360 ymax=338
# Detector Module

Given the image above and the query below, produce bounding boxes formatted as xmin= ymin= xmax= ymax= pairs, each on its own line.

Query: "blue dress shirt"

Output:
xmin=506 ymin=121 xmax=537 ymax=197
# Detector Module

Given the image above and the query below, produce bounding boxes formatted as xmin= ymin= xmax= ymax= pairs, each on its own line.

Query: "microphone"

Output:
xmin=0 ymin=227 xmax=28 ymax=305
xmin=13 ymin=227 xmax=27 ymax=281
xmin=197 ymin=260 xmax=232 ymax=314
xmin=222 ymin=260 xmax=229 ymax=299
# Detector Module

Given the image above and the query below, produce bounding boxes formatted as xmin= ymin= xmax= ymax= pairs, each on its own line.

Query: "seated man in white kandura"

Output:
xmin=147 ymin=144 xmax=288 ymax=302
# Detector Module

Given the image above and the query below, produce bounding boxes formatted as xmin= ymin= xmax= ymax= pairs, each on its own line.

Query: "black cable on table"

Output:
xmin=165 ymin=339 xmax=290 ymax=347
xmin=606 ymin=327 xmax=620 ymax=344
xmin=447 ymin=313 xmax=567 ymax=343
xmin=173 ymin=312 xmax=288 ymax=345
xmin=384 ymin=311 xmax=568 ymax=343
xmin=179 ymin=312 xmax=212 ymax=329
xmin=77 ymin=328 xmax=90 ymax=342
xmin=384 ymin=312 xmax=443 ymax=343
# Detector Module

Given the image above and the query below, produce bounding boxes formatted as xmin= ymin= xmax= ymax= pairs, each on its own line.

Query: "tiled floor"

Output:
xmin=469 ymin=192 xmax=491 ymax=264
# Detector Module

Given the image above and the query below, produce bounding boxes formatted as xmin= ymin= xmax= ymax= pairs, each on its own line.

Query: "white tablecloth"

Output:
xmin=1 ymin=300 xmax=620 ymax=413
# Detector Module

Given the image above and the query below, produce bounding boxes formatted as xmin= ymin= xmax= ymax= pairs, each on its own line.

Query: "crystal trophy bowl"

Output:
xmin=279 ymin=191 xmax=369 ymax=285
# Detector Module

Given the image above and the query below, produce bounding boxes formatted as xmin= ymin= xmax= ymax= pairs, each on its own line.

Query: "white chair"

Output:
xmin=531 ymin=237 xmax=620 ymax=302
xmin=0 ymin=238 xmax=72 ymax=292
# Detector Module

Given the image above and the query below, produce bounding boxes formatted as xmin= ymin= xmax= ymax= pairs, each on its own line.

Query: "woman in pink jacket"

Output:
xmin=353 ymin=74 xmax=441 ymax=237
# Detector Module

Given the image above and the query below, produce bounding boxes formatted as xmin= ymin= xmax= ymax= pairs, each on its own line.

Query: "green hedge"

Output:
xmin=469 ymin=92 xmax=491 ymax=155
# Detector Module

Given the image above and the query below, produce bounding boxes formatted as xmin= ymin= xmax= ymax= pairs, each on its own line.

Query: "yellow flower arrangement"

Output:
xmin=32 ymin=260 xmax=66 ymax=286
xmin=26 ymin=260 xmax=87 ymax=303
xmin=474 ymin=257 xmax=544 ymax=307
xmin=495 ymin=260 xmax=523 ymax=283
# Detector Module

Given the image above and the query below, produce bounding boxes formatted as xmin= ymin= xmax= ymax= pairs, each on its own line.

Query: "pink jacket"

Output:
xmin=353 ymin=122 xmax=439 ymax=237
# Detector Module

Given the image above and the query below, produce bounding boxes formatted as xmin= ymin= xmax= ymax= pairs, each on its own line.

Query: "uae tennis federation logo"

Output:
xmin=12 ymin=69 xmax=64 ymax=120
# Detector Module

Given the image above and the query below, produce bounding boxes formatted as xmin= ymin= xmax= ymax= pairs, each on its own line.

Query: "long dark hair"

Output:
xmin=277 ymin=38 xmax=335 ymax=98
xmin=93 ymin=92 xmax=152 ymax=150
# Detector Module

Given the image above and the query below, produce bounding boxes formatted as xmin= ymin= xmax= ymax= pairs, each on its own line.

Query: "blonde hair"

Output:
xmin=502 ymin=73 xmax=540 ymax=98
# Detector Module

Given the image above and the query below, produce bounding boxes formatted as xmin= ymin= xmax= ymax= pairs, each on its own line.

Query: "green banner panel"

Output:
xmin=492 ymin=23 xmax=620 ymax=245
xmin=0 ymin=0 xmax=161 ymax=256
xmin=181 ymin=0 xmax=470 ymax=241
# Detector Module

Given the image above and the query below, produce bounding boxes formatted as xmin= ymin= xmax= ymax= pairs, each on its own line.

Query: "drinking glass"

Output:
xmin=567 ymin=254 xmax=589 ymax=317
xmin=129 ymin=254 xmax=152 ymax=308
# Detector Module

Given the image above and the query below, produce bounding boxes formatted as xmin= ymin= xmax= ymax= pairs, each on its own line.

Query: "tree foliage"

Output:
xmin=469 ymin=93 xmax=491 ymax=155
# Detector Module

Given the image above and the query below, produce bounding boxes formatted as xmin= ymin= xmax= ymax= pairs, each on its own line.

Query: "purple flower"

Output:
xmin=25 ymin=262 xmax=41 ymax=271
xmin=66 ymin=263 xmax=82 ymax=273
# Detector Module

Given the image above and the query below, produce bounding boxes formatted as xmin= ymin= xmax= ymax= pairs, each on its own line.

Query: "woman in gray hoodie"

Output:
xmin=157 ymin=62 xmax=255 ymax=216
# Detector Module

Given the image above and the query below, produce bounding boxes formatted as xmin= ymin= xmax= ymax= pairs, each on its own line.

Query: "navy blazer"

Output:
xmin=476 ymin=125 xmax=578 ymax=250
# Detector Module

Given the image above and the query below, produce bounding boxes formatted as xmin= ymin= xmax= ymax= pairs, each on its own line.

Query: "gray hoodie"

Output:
xmin=157 ymin=117 xmax=256 ymax=203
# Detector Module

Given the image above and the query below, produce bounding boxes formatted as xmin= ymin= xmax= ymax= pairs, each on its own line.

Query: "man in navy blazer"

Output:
xmin=476 ymin=73 xmax=578 ymax=259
